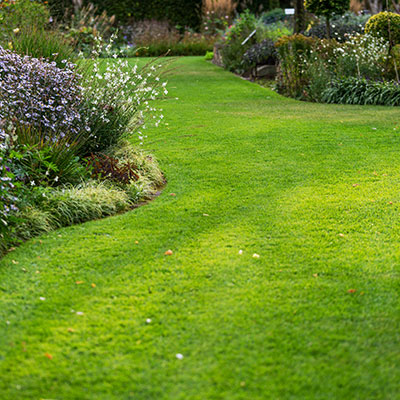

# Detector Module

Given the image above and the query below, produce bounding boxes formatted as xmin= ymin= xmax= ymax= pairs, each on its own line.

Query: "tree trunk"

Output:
xmin=326 ymin=16 xmax=331 ymax=39
xmin=294 ymin=0 xmax=306 ymax=34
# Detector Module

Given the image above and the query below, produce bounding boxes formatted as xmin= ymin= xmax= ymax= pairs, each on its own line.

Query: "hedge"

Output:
xmin=47 ymin=0 xmax=202 ymax=29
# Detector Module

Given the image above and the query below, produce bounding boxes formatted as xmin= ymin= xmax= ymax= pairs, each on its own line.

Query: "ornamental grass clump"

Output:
xmin=80 ymin=36 xmax=169 ymax=153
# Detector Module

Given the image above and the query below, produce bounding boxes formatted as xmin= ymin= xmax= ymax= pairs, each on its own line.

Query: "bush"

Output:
xmin=220 ymin=11 xmax=258 ymax=73
xmin=242 ymin=38 xmax=277 ymax=70
xmin=259 ymin=20 xmax=292 ymax=41
xmin=305 ymin=0 xmax=350 ymax=38
xmin=0 ymin=0 xmax=50 ymax=42
xmin=261 ymin=8 xmax=287 ymax=24
xmin=275 ymin=34 xmax=315 ymax=97
xmin=11 ymin=124 xmax=87 ymax=187
xmin=332 ymin=33 xmax=389 ymax=80
xmin=80 ymin=44 xmax=169 ymax=153
xmin=0 ymin=47 xmax=87 ymax=140
xmin=365 ymin=11 xmax=400 ymax=46
xmin=59 ymin=3 xmax=116 ymax=56
xmin=306 ymin=13 xmax=369 ymax=41
xmin=321 ymin=77 xmax=400 ymax=106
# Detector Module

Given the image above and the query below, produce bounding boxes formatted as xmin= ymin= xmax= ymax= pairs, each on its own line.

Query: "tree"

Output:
xmin=304 ymin=0 xmax=350 ymax=39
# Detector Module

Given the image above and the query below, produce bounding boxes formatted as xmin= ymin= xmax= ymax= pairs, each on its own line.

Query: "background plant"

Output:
xmin=304 ymin=0 xmax=350 ymax=38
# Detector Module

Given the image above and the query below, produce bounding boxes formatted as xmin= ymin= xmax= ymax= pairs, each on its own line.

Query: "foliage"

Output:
xmin=220 ymin=11 xmax=258 ymax=73
xmin=0 ymin=46 xmax=87 ymax=140
xmin=10 ymin=27 xmax=75 ymax=68
xmin=275 ymin=34 xmax=315 ymax=97
xmin=86 ymin=153 xmax=139 ymax=184
xmin=258 ymin=20 xmax=292 ymax=41
xmin=0 ymin=0 xmax=50 ymax=42
xmin=80 ymin=40 xmax=169 ymax=154
xmin=11 ymin=124 xmax=87 ymax=187
xmin=108 ymin=140 xmax=164 ymax=187
xmin=237 ymin=0 xmax=282 ymax=14
xmin=365 ymin=11 xmax=400 ymax=46
xmin=202 ymin=0 xmax=236 ymax=35
xmin=332 ymin=33 xmax=389 ymax=79
xmin=305 ymin=0 xmax=350 ymax=38
xmin=205 ymin=50 xmax=214 ymax=60
xmin=242 ymin=38 xmax=277 ymax=70
xmin=59 ymin=2 xmax=116 ymax=55
xmin=261 ymin=8 xmax=287 ymax=24
xmin=120 ymin=20 xmax=215 ymax=57
xmin=276 ymin=32 xmax=392 ymax=101
xmin=47 ymin=0 xmax=203 ymax=29
xmin=306 ymin=12 xmax=369 ymax=41
xmin=321 ymin=77 xmax=400 ymax=105
xmin=305 ymin=0 xmax=350 ymax=20
xmin=13 ymin=181 xmax=131 ymax=241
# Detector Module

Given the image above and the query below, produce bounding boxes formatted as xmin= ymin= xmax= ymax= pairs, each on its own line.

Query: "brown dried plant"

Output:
xmin=202 ymin=0 xmax=238 ymax=17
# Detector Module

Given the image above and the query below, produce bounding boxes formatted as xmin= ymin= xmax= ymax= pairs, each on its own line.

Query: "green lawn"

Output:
xmin=1 ymin=57 xmax=400 ymax=399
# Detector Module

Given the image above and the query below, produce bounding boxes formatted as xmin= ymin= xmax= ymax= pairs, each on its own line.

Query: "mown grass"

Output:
xmin=1 ymin=57 xmax=400 ymax=399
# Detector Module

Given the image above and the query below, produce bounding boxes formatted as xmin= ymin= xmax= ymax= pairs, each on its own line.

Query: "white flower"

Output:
xmin=176 ymin=353 xmax=184 ymax=360
xmin=146 ymin=318 xmax=152 ymax=324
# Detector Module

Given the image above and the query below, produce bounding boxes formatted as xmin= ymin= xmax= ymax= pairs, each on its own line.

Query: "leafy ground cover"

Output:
xmin=1 ymin=57 xmax=400 ymax=399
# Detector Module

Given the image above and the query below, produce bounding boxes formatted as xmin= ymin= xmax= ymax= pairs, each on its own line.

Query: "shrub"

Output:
xmin=86 ymin=153 xmax=139 ymax=184
xmin=220 ymin=11 xmax=258 ymax=73
xmin=332 ymin=33 xmax=389 ymax=80
xmin=108 ymin=141 xmax=164 ymax=187
xmin=275 ymin=34 xmax=315 ymax=97
xmin=13 ymin=181 xmax=131 ymax=239
xmin=60 ymin=3 xmax=116 ymax=55
xmin=0 ymin=0 xmax=50 ymax=42
xmin=242 ymin=38 xmax=277 ymax=70
xmin=365 ymin=11 xmax=400 ymax=46
xmin=120 ymin=20 xmax=215 ymax=57
xmin=261 ymin=8 xmax=287 ymax=25
xmin=0 ymin=47 xmax=87 ymax=140
xmin=259 ymin=20 xmax=292 ymax=41
xmin=304 ymin=0 xmax=350 ymax=38
xmin=11 ymin=124 xmax=87 ymax=187
xmin=80 ymin=42 xmax=169 ymax=153
xmin=321 ymin=77 xmax=400 ymax=106
xmin=306 ymin=13 xmax=369 ymax=41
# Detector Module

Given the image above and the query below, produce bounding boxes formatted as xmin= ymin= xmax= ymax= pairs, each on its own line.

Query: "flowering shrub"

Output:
xmin=80 ymin=37 xmax=168 ymax=153
xmin=332 ymin=33 xmax=389 ymax=79
xmin=0 ymin=46 xmax=88 ymax=139
xmin=0 ymin=145 xmax=19 ymax=233
xmin=275 ymin=34 xmax=315 ymax=98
